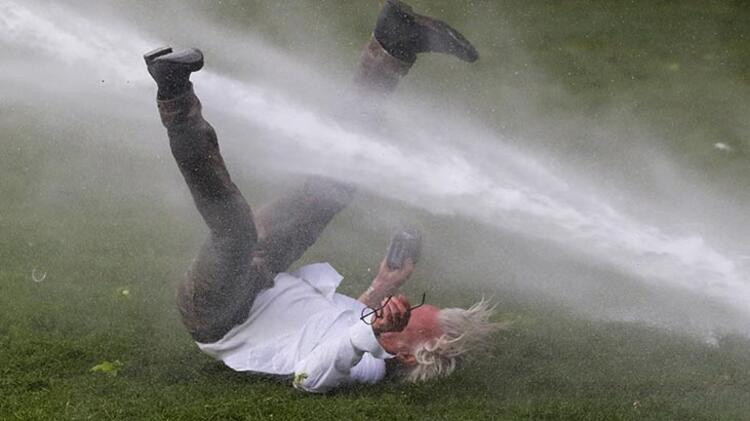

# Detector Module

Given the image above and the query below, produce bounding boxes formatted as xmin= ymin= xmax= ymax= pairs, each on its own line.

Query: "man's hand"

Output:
xmin=371 ymin=295 xmax=411 ymax=336
xmin=358 ymin=257 xmax=415 ymax=309
xmin=375 ymin=257 xmax=414 ymax=292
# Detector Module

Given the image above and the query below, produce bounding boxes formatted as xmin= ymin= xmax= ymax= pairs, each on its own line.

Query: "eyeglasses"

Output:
xmin=359 ymin=292 xmax=427 ymax=325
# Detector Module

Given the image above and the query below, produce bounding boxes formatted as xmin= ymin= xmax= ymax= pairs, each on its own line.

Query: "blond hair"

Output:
xmin=405 ymin=298 xmax=505 ymax=382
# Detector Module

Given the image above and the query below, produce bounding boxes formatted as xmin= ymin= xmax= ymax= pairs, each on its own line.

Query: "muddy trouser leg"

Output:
xmin=253 ymin=37 xmax=413 ymax=274
xmin=159 ymin=85 xmax=272 ymax=343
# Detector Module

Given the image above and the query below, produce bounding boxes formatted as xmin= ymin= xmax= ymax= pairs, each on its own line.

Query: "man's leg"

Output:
xmin=146 ymin=47 xmax=272 ymax=343
xmin=354 ymin=0 xmax=478 ymax=95
xmin=252 ymin=0 xmax=479 ymax=274
xmin=252 ymin=178 xmax=356 ymax=274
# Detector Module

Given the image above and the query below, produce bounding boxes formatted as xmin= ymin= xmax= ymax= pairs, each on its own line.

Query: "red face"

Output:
xmin=378 ymin=304 xmax=442 ymax=365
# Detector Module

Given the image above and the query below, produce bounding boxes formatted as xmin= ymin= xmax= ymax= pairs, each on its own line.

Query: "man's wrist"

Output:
xmin=358 ymin=277 xmax=396 ymax=308
xmin=372 ymin=276 xmax=396 ymax=295
xmin=371 ymin=275 xmax=386 ymax=288
xmin=363 ymin=284 xmax=378 ymax=298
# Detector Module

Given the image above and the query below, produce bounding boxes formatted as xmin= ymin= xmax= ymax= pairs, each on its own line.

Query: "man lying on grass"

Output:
xmin=144 ymin=0 xmax=500 ymax=393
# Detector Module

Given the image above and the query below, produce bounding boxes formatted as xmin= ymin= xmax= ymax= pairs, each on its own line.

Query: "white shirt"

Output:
xmin=196 ymin=262 xmax=392 ymax=393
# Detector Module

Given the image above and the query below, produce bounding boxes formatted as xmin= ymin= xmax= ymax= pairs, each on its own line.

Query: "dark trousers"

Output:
xmin=159 ymin=38 xmax=411 ymax=343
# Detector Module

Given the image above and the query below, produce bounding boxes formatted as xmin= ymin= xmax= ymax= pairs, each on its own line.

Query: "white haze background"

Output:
xmin=2 ymin=0 xmax=749 ymax=340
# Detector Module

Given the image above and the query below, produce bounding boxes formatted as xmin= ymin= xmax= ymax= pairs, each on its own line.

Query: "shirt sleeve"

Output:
xmin=292 ymin=320 xmax=388 ymax=393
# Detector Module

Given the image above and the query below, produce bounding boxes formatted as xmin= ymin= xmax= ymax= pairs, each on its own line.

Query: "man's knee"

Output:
xmin=303 ymin=177 xmax=356 ymax=211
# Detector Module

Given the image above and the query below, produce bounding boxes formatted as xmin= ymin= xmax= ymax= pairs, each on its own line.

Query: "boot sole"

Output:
xmin=146 ymin=48 xmax=204 ymax=73
xmin=386 ymin=0 xmax=479 ymax=62
xmin=143 ymin=46 xmax=173 ymax=65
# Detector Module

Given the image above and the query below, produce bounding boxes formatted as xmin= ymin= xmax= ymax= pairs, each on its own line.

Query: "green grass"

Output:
xmin=2 ymin=118 xmax=750 ymax=421
xmin=3 ymin=1 xmax=750 ymax=419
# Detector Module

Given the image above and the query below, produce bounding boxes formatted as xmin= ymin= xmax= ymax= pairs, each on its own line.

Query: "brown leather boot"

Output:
xmin=374 ymin=0 xmax=479 ymax=64
xmin=144 ymin=46 xmax=204 ymax=99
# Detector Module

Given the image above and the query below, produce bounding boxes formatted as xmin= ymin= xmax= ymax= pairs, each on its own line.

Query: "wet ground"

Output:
xmin=2 ymin=1 xmax=750 ymax=419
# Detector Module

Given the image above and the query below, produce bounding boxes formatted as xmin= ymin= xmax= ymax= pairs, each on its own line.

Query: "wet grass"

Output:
xmin=2 ymin=113 xmax=750 ymax=421
xmin=3 ymin=1 xmax=750 ymax=419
